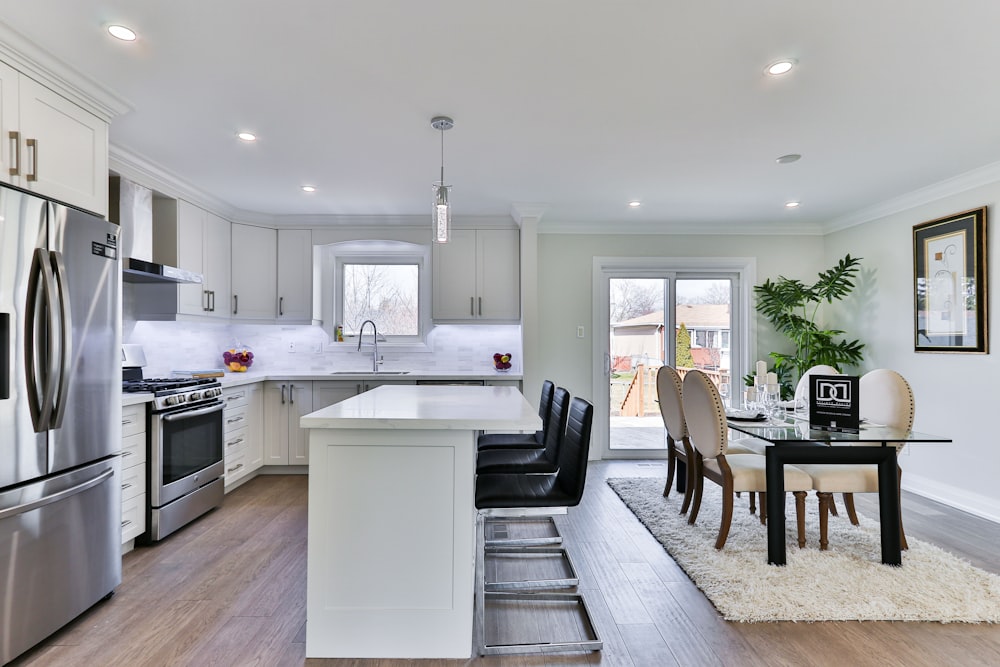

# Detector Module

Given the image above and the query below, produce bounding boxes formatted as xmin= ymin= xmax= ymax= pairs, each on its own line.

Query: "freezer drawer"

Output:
xmin=0 ymin=457 xmax=122 ymax=664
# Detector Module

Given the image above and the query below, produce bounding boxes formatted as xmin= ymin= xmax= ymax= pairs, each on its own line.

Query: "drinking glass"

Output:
xmin=719 ymin=382 xmax=730 ymax=408
xmin=763 ymin=383 xmax=782 ymax=422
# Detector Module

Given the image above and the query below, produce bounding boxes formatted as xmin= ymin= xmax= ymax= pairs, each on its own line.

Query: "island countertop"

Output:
xmin=300 ymin=384 xmax=541 ymax=432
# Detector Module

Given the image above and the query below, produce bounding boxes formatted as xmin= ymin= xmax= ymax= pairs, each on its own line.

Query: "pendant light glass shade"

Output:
xmin=433 ymin=183 xmax=451 ymax=243
xmin=431 ymin=116 xmax=454 ymax=244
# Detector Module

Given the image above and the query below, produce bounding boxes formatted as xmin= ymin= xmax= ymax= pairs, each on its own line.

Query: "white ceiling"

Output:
xmin=3 ymin=1 xmax=1000 ymax=231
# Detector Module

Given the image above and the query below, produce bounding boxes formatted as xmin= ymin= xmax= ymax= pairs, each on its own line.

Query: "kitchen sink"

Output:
xmin=328 ymin=370 xmax=410 ymax=375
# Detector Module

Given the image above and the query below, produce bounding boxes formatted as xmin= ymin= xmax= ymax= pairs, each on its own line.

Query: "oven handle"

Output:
xmin=161 ymin=401 xmax=225 ymax=422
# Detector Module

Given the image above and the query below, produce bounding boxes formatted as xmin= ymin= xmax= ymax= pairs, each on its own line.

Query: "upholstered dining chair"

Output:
xmin=682 ymin=370 xmax=811 ymax=550
xmin=658 ymin=366 xmax=759 ymax=513
xmin=799 ymin=368 xmax=914 ymax=550
xmin=794 ymin=364 xmax=840 ymax=403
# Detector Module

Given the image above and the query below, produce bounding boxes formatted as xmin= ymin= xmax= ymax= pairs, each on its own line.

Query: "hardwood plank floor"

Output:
xmin=10 ymin=462 xmax=1000 ymax=667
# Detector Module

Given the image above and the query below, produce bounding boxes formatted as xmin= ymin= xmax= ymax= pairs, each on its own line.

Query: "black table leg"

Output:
xmin=877 ymin=452 xmax=902 ymax=566
xmin=676 ymin=460 xmax=686 ymax=494
xmin=765 ymin=447 xmax=787 ymax=565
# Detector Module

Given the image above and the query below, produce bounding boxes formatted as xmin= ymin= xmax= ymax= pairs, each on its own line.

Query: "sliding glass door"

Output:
xmin=594 ymin=258 xmax=752 ymax=459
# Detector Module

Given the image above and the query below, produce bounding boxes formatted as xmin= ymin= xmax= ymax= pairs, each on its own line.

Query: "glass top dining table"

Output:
xmin=726 ymin=413 xmax=951 ymax=566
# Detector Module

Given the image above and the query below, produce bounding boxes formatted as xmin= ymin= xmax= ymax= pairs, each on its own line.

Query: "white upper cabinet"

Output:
xmin=277 ymin=229 xmax=313 ymax=322
xmin=433 ymin=228 xmax=520 ymax=321
xmin=231 ymin=223 xmax=277 ymax=320
xmin=0 ymin=61 xmax=108 ymax=217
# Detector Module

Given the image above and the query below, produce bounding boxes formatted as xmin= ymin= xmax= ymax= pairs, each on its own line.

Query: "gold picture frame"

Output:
xmin=913 ymin=207 xmax=988 ymax=353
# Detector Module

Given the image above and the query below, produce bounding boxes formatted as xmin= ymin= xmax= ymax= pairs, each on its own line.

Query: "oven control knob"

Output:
xmin=164 ymin=396 xmax=176 ymax=406
xmin=189 ymin=391 xmax=201 ymax=401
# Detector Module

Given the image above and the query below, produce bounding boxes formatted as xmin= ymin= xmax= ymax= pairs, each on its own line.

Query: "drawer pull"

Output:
xmin=226 ymin=392 xmax=245 ymax=402
xmin=122 ymin=450 xmax=134 ymax=457
xmin=227 ymin=463 xmax=244 ymax=474
xmin=121 ymin=483 xmax=133 ymax=490
xmin=121 ymin=519 xmax=133 ymax=528
xmin=227 ymin=437 xmax=244 ymax=448
xmin=122 ymin=417 xmax=134 ymax=426
xmin=227 ymin=415 xmax=244 ymax=424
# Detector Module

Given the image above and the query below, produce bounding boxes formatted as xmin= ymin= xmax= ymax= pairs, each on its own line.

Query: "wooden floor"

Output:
xmin=12 ymin=461 xmax=1000 ymax=667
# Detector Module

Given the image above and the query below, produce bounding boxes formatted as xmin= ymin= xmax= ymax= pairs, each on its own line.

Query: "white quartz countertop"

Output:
xmin=122 ymin=392 xmax=154 ymax=406
xmin=300 ymin=385 xmax=542 ymax=431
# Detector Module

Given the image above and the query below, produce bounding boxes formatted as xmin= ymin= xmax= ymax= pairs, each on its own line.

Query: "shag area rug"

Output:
xmin=607 ymin=477 xmax=1000 ymax=623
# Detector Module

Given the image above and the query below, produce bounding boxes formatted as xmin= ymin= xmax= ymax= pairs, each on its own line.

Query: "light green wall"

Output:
xmin=825 ymin=183 xmax=1000 ymax=519
xmin=536 ymin=232 xmax=825 ymax=403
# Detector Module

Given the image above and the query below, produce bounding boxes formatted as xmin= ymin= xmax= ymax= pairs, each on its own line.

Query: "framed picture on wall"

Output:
xmin=913 ymin=206 xmax=988 ymax=353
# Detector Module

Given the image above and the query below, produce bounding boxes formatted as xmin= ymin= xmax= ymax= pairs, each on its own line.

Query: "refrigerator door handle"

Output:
xmin=48 ymin=250 xmax=73 ymax=429
xmin=24 ymin=247 xmax=60 ymax=432
xmin=0 ymin=466 xmax=114 ymax=521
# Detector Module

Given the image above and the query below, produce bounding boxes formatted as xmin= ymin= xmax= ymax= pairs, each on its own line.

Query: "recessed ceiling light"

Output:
xmin=628 ymin=201 xmax=641 ymax=208
xmin=107 ymin=25 xmax=137 ymax=41
xmin=776 ymin=153 xmax=802 ymax=164
xmin=765 ymin=59 xmax=796 ymax=76
xmin=785 ymin=201 xmax=801 ymax=208
xmin=237 ymin=132 xmax=257 ymax=142
xmin=301 ymin=185 xmax=316 ymax=193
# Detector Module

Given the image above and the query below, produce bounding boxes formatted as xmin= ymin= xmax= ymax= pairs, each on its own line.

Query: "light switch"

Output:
xmin=576 ymin=326 xmax=585 ymax=338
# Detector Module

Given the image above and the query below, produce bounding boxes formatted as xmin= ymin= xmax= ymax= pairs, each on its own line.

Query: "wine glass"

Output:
xmin=763 ymin=382 xmax=782 ymax=422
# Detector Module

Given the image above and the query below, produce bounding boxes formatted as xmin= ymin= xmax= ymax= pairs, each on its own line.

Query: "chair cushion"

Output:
xmin=703 ymin=455 xmax=812 ymax=492
xmin=798 ymin=463 xmax=879 ymax=492
xmin=475 ymin=472 xmax=576 ymax=509
xmin=728 ymin=437 xmax=767 ymax=455
xmin=476 ymin=447 xmax=557 ymax=474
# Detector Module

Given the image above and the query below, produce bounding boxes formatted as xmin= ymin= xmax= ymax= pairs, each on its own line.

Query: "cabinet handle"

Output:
xmin=281 ymin=384 xmax=286 ymax=404
xmin=279 ymin=296 xmax=284 ymax=317
xmin=356 ymin=383 xmax=362 ymax=394
xmin=227 ymin=415 xmax=244 ymax=425
xmin=227 ymin=437 xmax=244 ymax=447
xmin=122 ymin=450 xmax=134 ymax=458
xmin=226 ymin=393 xmax=244 ymax=402
xmin=121 ymin=483 xmax=132 ymax=490
xmin=8 ymin=131 xmax=19 ymax=176
xmin=203 ymin=290 xmax=210 ymax=312
xmin=289 ymin=384 xmax=295 ymax=404
xmin=227 ymin=463 xmax=244 ymax=474
xmin=233 ymin=294 xmax=238 ymax=315
xmin=26 ymin=138 xmax=37 ymax=182
xmin=470 ymin=296 xmax=475 ymax=316
xmin=121 ymin=519 xmax=133 ymax=528
xmin=122 ymin=417 xmax=134 ymax=426
xmin=210 ymin=290 xmax=216 ymax=312
xmin=479 ymin=297 xmax=482 ymax=316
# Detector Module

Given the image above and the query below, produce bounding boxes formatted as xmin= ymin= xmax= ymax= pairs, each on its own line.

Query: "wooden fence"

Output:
xmin=616 ymin=365 xmax=729 ymax=417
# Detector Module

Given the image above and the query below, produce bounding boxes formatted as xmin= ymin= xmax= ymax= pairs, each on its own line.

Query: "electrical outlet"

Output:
xmin=577 ymin=326 xmax=585 ymax=338
xmin=287 ymin=342 xmax=295 ymax=353
xmin=312 ymin=342 xmax=323 ymax=354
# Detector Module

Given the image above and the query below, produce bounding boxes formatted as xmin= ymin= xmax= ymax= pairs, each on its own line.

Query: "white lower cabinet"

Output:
xmin=223 ymin=383 xmax=263 ymax=489
xmin=263 ymin=381 xmax=313 ymax=465
xmin=120 ymin=403 xmax=147 ymax=549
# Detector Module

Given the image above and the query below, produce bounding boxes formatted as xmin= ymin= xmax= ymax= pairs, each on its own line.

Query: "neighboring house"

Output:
xmin=611 ymin=305 xmax=730 ymax=370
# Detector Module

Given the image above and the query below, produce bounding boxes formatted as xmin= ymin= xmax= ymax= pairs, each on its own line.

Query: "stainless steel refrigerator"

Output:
xmin=0 ymin=183 xmax=122 ymax=664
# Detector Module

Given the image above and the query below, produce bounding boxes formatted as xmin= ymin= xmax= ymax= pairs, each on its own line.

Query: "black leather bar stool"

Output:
xmin=474 ymin=398 xmax=602 ymax=655
xmin=477 ymin=380 xmax=554 ymax=451
xmin=475 ymin=386 xmax=569 ymax=475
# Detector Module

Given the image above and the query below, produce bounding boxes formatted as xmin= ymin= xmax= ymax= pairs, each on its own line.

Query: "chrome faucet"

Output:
xmin=357 ymin=320 xmax=382 ymax=372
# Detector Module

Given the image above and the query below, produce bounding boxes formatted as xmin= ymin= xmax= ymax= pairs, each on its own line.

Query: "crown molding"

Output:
xmin=510 ymin=203 xmax=549 ymax=226
xmin=0 ymin=21 xmax=131 ymax=121
xmin=823 ymin=159 xmax=1000 ymax=234
xmin=110 ymin=144 xmax=239 ymax=215
xmin=539 ymin=218 xmax=826 ymax=236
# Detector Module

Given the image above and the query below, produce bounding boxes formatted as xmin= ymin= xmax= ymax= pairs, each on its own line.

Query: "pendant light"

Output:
xmin=431 ymin=116 xmax=454 ymax=243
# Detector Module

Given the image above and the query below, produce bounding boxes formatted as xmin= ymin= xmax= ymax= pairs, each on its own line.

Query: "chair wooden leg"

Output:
xmin=758 ymin=492 xmax=767 ymax=525
xmin=829 ymin=495 xmax=839 ymax=517
xmin=843 ymin=492 xmax=860 ymax=525
xmin=663 ymin=439 xmax=676 ymax=497
xmin=748 ymin=491 xmax=757 ymax=515
xmin=794 ymin=491 xmax=807 ymax=548
xmin=715 ymin=479 xmax=735 ymax=550
xmin=687 ymin=456 xmax=704 ymax=526
xmin=817 ymin=492 xmax=831 ymax=550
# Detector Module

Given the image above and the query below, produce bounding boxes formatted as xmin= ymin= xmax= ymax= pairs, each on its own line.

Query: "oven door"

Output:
xmin=150 ymin=401 xmax=225 ymax=508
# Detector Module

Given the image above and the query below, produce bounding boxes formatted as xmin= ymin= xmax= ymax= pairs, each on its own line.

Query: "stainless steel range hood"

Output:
xmin=111 ymin=176 xmax=203 ymax=285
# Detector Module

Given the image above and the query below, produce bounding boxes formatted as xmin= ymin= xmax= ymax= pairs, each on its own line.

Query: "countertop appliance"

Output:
xmin=122 ymin=362 xmax=224 ymax=543
xmin=0 ymin=183 xmax=122 ymax=664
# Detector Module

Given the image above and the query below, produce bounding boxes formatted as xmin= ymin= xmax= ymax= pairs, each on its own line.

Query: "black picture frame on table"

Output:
xmin=913 ymin=207 xmax=988 ymax=353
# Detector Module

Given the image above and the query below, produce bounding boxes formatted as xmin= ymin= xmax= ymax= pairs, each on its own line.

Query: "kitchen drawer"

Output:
xmin=122 ymin=404 xmax=146 ymax=438
xmin=224 ymin=402 xmax=250 ymax=433
xmin=121 ymin=431 xmax=147 ymax=467
xmin=225 ymin=451 xmax=249 ymax=485
xmin=225 ymin=425 xmax=249 ymax=457
xmin=120 ymin=462 xmax=146 ymax=502
xmin=121 ymin=493 xmax=146 ymax=543
xmin=223 ymin=386 xmax=250 ymax=410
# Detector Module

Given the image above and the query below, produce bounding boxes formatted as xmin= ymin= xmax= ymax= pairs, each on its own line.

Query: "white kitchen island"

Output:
xmin=300 ymin=384 xmax=542 ymax=659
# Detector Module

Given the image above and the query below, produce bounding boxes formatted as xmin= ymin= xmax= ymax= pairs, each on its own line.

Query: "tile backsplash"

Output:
xmin=126 ymin=320 xmax=522 ymax=377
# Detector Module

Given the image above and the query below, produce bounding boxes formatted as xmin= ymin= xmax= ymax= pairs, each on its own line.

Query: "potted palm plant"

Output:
xmin=752 ymin=254 xmax=866 ymax=399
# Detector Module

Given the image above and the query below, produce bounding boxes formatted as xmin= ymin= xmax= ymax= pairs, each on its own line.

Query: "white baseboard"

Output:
xmin=903 ymin=473 xmax=1000 ymax=525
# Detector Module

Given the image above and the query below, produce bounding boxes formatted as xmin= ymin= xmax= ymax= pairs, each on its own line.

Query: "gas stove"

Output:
xmin=122 ymin=376 xmax=223 ymax=411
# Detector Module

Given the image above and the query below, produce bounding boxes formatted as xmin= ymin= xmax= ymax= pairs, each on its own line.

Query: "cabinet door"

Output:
xmin=0 ymin=61 xmax=17 ymax=187
xmin=245 ymin=383 xmax=264 ymax=471
xmin=432 ymin=229 xmax=478 ymax=320
xmin=202 ymin=211 xmax=231 ymax=319
xmin=477 ymin=229 xmax=520 ymax=320
xmin=17 ymin=77 xmax=109 ymax=217
xmin=263 ymin=382 xmax=290 ymax=465
xmin=277 ymin=229 xmax=313 ymax=321
xmin=313 ymin=381 xmax=362 ymax=410
xmin=231 ymin=223 xmax=277 ymax=320
xmin=286 ymin=382 xmax=313 ymax=465
xmin=175 ymin=200 xmax=207 ymax=315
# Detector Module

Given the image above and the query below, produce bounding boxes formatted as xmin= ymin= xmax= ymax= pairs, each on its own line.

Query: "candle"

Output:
xmin=756 ymin=360 xmax=767 ymax=377
xmin=766 ymin=372 xmax=777 ymax=384
xmin=745 ymin=387 xmax=757 ymax=403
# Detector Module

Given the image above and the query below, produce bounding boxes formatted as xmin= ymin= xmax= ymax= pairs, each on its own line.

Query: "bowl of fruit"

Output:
xmin=493 ymin=352 xmax=513 ymax=372
xmin=223 ymin=346 xmax=254 ymax=372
